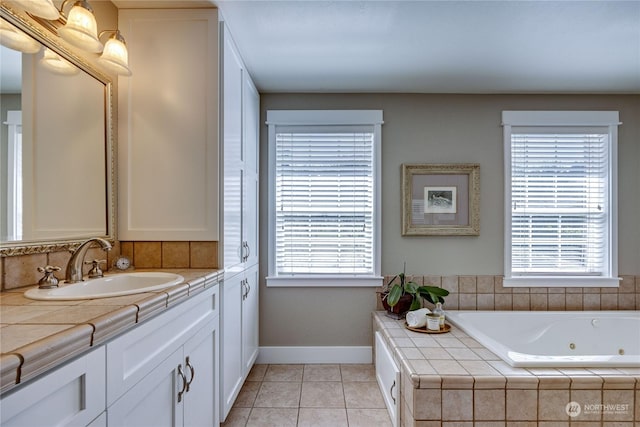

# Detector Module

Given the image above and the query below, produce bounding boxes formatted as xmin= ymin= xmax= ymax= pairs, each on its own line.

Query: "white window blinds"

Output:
xmin=510 ymin=131 xmax=609 ymax=275
xmin=266 ymin=110 xmax=383 ymax=286
xmin=274 ymin=126 xmax=375 ymax=275
xmin=502 ymin=111 xmax=620 ymax=287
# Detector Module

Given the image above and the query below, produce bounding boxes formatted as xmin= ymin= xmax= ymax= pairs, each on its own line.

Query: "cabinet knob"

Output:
xmin=390 ymin=380 xmax=396 ymax=405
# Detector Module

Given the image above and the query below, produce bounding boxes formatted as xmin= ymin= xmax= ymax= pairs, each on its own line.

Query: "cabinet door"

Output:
xmin=220 ymin=273 xmax=244 ymax=420
xmin=108 ymin=348 xmax=184 ymax=427
xmin=221 ymin=22 xmax=245 ymax=271
xmin=1 ymin=347 xmax=105 ymax=427
xmin=183 ymin=318 xmax=219 ymax=427
xmin=118 ymin=9 xmax=219 ymax=240
xmin=242 ymin=265 xmax=260 ymax=373
xmin=242 ymin=73 xmax=260 ymax=267
xmin=375 ymin=332 xmax=400 ymax=427
xmin=106 ymin=286 xmax=218 ymax=405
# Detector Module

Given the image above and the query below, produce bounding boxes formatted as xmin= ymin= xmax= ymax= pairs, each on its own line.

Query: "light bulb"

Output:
xmin=0 ymin=20 xmax=41 ymax=54
xmin=58 ymin=1 xmax=103 ymax=53
xmin=40 ymin=47 xmax=79 ymax=75
xmin=98 ymin=31 xmax=132 ymax=76
xmin=17 ymin=0 xmax=60 ymax=20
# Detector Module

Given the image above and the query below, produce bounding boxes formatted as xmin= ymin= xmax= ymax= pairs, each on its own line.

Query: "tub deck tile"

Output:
xmin=601 ymin=375 xmax=636 ymax=389
xmin=537 ymin=375 xmax=571 ymax=389
xmin=473 ymin=375 xmax=507 ymax=389
xmin=569 ymin=375 xmax=604 ymax=389
xmin=441 ymin=375 xmax=474 ymax=389
xmin=372 ymin=311 xmax=639 ymax=425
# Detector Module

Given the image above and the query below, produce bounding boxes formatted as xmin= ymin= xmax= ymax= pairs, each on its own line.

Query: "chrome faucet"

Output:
xmin=65 ymin=238 xmax=112 ymax=283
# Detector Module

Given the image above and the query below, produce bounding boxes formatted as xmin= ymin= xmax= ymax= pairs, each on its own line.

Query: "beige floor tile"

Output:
xmin=343 ymin=381 xmax=386 ymax=409
xmin=264 ymin=364 xmax=304 ymax=382
xmin=347 ymin=408 xmax=393 ymax=427
xmin=246 ymin=408 xmax=298 ymax=427
xmin=253 ymin=382 xmax=301 ymax=408
xmin=247 ymin=364 xmax=268 ymax=382
xmin=303 ymin=364 xmax=341 ymax=382
xmin=222 ymin=407 xmax=251 ymax=427
xmin=235 ymin=381 xmax=261 ymax=407
xmin=300 ymin=381 xmax=345 ymax=408
xmin=297 ymin=408 xmax=348 ymax=427
xmin=340 ymin=364 xmax=376 ymax=382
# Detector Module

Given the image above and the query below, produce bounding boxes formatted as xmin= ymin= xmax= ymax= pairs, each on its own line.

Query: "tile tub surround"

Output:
xmin=0 ymin=268 xmax=221 ymax=393
xmin=372 ymin=312 xmax=640 ymax=426
xmin=379 ymin=275 xmax=640 ymax=311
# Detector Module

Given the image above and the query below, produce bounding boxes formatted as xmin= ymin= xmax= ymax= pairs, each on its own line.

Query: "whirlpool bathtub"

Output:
xmin=445 ymin=311 xmax=640 ymax=367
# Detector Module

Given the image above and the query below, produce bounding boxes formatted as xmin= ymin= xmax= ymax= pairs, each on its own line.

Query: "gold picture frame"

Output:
xmin=402 ymin=163 xmax=480 ymax=236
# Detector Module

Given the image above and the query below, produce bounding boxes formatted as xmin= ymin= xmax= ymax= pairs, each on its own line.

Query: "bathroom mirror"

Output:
xmin=0 ymin=5 xmax=114 ymax=256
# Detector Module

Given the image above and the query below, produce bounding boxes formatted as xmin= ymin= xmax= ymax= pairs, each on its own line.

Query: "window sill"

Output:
xmin=266 ymin=275 xmax=384 ymax=288
xmin=504 ymin=276 xmax=621 ymax=288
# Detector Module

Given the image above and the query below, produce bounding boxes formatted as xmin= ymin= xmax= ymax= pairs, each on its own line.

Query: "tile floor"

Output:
xmin=222 ymin=364 xmax=392 ymax=427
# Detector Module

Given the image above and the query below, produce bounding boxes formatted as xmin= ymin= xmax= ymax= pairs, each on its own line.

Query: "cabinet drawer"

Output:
xmin=106 ymin=285 xmax=218 ymax=405
xmin=1 ymin=347 xmax=105 ymax=427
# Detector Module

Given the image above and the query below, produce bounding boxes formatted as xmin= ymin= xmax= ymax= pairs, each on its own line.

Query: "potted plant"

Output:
xmin=381 ymin=264 xmax=449 ymax=317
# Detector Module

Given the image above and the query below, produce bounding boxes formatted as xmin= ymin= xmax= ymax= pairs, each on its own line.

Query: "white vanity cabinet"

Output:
xmin=220 ymin=265 xmax=259 ymax=420
xmin=221 ymin=21 xmax=260 ymax=273
xmin=0 ymin=347 xmax=106 ymax=427
xmin=219 ymin=19 xmax=261 ymax=422
xmin=117 ymin=8 xmax=219 ymax=241
xmin=0 ymin=283 xmax=220 ymax=427
xmin=106 ymin=285 xmax=219 ymax=427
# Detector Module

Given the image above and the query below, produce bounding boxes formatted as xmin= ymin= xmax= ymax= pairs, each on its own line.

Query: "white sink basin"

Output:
xmin=24 ymin=272 xmax=184 ymax=301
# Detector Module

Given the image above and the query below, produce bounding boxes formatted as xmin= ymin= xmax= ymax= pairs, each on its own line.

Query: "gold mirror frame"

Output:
xmin=0 ymin=4 xmax=115 ymax=256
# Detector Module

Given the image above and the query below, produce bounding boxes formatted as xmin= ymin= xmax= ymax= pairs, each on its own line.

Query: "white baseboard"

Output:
xmin=256 ymin=346 xmax=372 ymax=364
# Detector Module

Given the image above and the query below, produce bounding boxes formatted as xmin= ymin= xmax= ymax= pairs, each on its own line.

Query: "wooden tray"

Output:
xmin=405 ymin=323 xmax=452 ymax=334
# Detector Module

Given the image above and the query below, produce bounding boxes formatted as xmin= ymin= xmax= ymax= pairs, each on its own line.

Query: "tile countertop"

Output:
xmin=372 ymin=311 xmax=640 ymax=390
xmin=0 ymin=268 xmax=222 ymax=394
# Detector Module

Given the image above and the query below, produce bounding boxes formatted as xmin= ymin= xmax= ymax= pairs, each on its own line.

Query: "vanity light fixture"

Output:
xmin=15 ymin=0 xmax=60 ymax=21
xmin=97 ymin=30 xmax=132 ymax=76
xmin=57 ymin=0 xmax=103 ymax=53
xmin=14 ymin=0 xmax=133 ymax=75
xmin=40 ymin=47 xmax=79 ymax=75
xmin=0 ymin=20 xmax=41 ymax=53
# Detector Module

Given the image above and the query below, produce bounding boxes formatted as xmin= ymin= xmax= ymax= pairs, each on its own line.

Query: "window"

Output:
xmin=4 ymin=110 xmax=23 ymax=241
xmin=266 ymin=110 xmax=383 ymax=287
xmin=502 ymin=111 xmax=620 ymax=287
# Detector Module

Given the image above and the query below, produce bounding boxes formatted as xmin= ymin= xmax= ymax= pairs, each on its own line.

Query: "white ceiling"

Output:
xmin=210 ymin=0 xmax=640 ymax=94
xmin=4 ymin=1 xmax=640 ymax=94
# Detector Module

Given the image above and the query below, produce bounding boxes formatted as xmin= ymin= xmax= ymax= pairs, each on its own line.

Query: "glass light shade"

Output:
xmin=40 ymin=47 xmax=79 ymax=75
xmin=18 ymin=0 xmax=60 ymax=20
xmin=98 ymin=31 xmax=132 ymax=76
xmin=58 ymin=1 xmax=103 ymax=53
xmin=0 ymin=21 xmax=41 ymax=54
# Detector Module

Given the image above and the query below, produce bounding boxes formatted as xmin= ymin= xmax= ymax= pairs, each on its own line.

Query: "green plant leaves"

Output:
xmin=417 ymin=285 xmax=450 ymax=305
xmin=386 ymin=284 xmax=403 ymax=306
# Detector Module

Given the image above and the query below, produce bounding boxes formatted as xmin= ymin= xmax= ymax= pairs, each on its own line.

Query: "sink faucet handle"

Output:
xmin=37 ymin=265 xmax=61 ymax=289
xmin=85 ymin=259 xmax=107 ymax=279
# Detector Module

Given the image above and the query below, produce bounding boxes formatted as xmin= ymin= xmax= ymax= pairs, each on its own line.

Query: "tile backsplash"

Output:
xmin=0 ymin=241 xmax=218 ymax=291
xmin=379 ymin=274 xmax=640 ymax=311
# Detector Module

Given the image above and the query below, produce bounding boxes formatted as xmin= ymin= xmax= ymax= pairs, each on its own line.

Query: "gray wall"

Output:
xmin=259 ymin=93 xmax=640 ymax=347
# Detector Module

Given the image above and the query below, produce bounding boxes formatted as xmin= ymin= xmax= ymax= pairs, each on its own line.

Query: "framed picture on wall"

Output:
xmin=402 ymin=163 xmax=480 ymax=236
